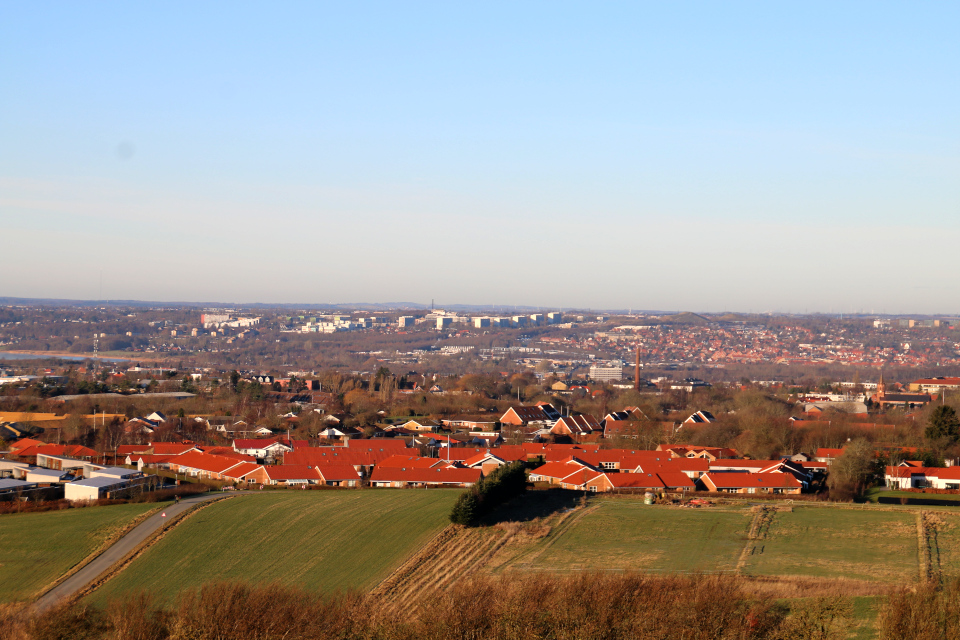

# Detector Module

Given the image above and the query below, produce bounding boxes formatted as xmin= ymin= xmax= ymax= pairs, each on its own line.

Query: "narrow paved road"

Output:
xmin=33 ymin=491 xmax=237 ymax=612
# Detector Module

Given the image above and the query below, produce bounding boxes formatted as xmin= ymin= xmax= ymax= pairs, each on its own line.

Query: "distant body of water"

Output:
xmin=0 ymin=352 xmax=133 ymax=363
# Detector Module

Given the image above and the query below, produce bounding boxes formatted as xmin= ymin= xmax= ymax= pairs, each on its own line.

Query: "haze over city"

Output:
xmin=3 ymin=2 xmax=958 ymax=311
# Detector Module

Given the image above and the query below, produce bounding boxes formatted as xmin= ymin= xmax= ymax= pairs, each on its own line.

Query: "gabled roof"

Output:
xmin=597 ymin=472 xmax=666 ymax=489
xmin=551 ymin=414 xmax=601 ymax=435
xmin=314 ymin=463 xmax=362 ymax=481
xmin=369 ymin=466 xmax=481 ymax=484
xmin=703 ymin=472 xmax=802 ymax=489
xmin=149 ymin=443 xmax=199 ymax=456
xmin=462 ymin=452 xmax=505 ymax=467
xmin=345 ymin=439 xmax=410 ymax=450
xmin=377 ymin=455 xmax=447 ymax=469
xmin=286 ymin=446 xmax=402 ymax=467
xmin=529 ymin=460 xmax=591 ymax=480
xmin=15 ymin=444 xmax=97 ymax=459
xmin=815 ymin=448 xmax=845 ymax=458
xmin=168 ymin=451 xmax=245 ymax=475
xmin=629 ymin=457 xmax=709 ymax=474
xmin=264 ymin=465 xmax=321 ymax=481
xmin=224 ymin=462 xmax=264 ymax=479
xmin=8 ymin=438 xmax=45 ymax=452
xmin=653 ymin=471 xmax=697 ymax=489
xmin=233 ymin=438 xmax=292 ymax=452
xmin=126 ymin=454 xmax=174 ymax=465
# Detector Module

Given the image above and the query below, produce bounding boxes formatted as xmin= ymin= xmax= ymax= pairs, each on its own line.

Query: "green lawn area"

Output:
xmin=89 ymin=490 xmax=458 ymax=604
xmin=0 ymin=503 xmax=165 ymax=603
xmin=517 ymin=501 xmax=752 ymax=573
xmin=927 ymin=511 xmax=960 ymax=577
xmin=864 ymin=487 xmax=960 ymax=504
xmin=742 ymin=507 xmax=918 ymax=582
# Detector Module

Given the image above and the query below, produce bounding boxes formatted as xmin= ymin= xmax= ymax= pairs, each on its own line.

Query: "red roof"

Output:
xmin=597 ymin=472 xmax=666 ymax=489
xmin=653 ymin=471 xmax=697 ymax=489
xmin=224 ymin=462 xmax=264 ymax=479
xmin=370 ymin=466 xmax=481 ymax=485
xmin=201 ymin=446 xmax=256 ymax=461
xmin=17 ymin=444 xmax=98 ymax=459
xmin=346 ymin=439 xmax=409 ymax=450
xmin=530 ymin=460 xmax=590 ymax=480
xmin=233 ymin=438 xmax=290 ymax=451
xmin=815 ymin=448 xmax=845 ymax=458
xmin=8 ymin=438 xmax=44 ymax=452
xmin=126 ymin=454 xmax=174 ymax=465
xmin=703 ymin=472 xmax=802 ymax=489
xmin=286 ymin=447 xmax=399 ymax=467
xmin=168 ymin=451 xmax=245 ymax=474
xmin=377 ymin=455 xmax=446 ymax=469
xmin=117 ymin=445 xmax=148 ymax=456
xmin=264 ymin=465 xmax=321 ymax=481
xmin=314 ymin=464 xmax=362 ymax=481
xmin=149 ymin=443 xmax=198 ymax=456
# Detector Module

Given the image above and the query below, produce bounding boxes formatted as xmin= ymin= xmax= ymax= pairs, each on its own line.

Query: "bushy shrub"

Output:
xmin=12 ymin=575 xmax=855 ymax=640
xmin=449 ymin=460 xmax=527 ymax=526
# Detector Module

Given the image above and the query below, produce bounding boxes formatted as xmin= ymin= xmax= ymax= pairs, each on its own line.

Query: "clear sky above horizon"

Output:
xmin=2 ymin=2 xmax=958 ymax=314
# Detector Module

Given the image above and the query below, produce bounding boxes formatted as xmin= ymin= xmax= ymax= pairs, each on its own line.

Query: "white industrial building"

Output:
xmin=64 ymin=477 xmax=132 ymax=502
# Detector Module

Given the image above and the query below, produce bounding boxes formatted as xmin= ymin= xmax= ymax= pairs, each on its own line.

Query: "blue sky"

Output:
xmin=2 ymin=2 xmax=958 ymax=312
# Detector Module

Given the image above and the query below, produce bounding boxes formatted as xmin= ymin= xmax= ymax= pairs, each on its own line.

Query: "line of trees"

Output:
xmin=450 ymin=461 xmax=527 ymax=526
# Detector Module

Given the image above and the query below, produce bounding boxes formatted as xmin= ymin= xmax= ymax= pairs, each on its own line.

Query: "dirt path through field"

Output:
xmin=736 ymin=506 xmax=776 ymax=573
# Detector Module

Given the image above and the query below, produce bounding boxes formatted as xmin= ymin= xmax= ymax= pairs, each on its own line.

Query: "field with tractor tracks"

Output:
xmin=88 ymin=490 xmax=458 ymax=604
xmin=0 ymin=502 xmax=167 ymax=603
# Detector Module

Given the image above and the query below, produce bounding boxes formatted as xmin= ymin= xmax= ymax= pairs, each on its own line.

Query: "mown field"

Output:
xmin=494 ymin=499 xmax=936 ymax=586
xmin=505 ymin=501 xmax=751 ymax=574
xmin=0 ymin=502 xmax=165 ymax=602
xmin=742 ymin=507 xmax=919 ymax=582
xmin=89 ymin=490 xmax=459 ymax=604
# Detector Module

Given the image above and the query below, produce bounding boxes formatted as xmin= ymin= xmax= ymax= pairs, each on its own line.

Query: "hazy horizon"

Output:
xmin=3 ymin=2 xmax=958 ymax=313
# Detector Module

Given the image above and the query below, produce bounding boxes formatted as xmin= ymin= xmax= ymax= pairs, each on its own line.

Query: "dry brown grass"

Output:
xmin=5 ymin=574 xmax=862 ymax=640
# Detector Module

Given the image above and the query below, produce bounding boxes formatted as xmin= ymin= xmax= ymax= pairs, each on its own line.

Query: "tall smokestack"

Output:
xmin=634 ymin=343 xmax=640 ymax=391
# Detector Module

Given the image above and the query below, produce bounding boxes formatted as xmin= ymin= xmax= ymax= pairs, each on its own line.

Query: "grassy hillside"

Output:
xmin=90 ymin=490 xmax=458 ymax=604
xmin=507 ymin=501 xmax=750 ymax=574
xmin=742 ymin=507 xmax=918 ymax=582
xmin=491 ymin=499 xmax=937 ymax=587
xmin=0 ymin=503 xmax=165 ymax=602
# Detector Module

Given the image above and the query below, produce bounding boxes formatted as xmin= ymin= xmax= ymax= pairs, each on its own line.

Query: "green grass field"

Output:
xmin=864 ymin=487 xmax=960 ymax=505
xmin=89 ymin=490 xmax=458 ymax=604
xmin=510 ymin=501 xmax=752 ymax=574
xmin=498 ymin=500 xmax=924 ymax=586
xmin=741 ymin=507 xmax=918 ymax=582
xmin=0 ymin=503 xmax=165 ymax=602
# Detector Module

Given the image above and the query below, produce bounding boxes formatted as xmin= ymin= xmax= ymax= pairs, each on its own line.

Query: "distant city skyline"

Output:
xmin=2 ymin=3 xmax=958 ymax=313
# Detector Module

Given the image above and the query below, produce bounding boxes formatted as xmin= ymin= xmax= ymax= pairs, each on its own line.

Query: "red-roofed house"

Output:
xmin=701 ymin=472 xmax=802 ymax=494
xmin=528 ymin=460 xmax=592 ymax=484
xmin=814 ymin=448 xmax=845 ymax=465
xmin=499 ymin=404 xmax=559 ymax=426
xmin=233 ymin=439 xmax=293 ymax=459
xmin=315 ymin=464 xmax=362 ymax=487
xmin=264 ymin=465 xmax=322 ymax=485
xmin=167 ymin=451 xmax=266 ymax=482
xmin=550 ymin=414 xmax=601 ymax=438
xmin=12 ymin=444 xmax=97 ymax=463
xmin=461 ymin=452 xmax=508 ymax=475
xmin=586 ymin=472 xmax=667 ymax=492
xmin=369 ymin=466 xmax=481 ymax=488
